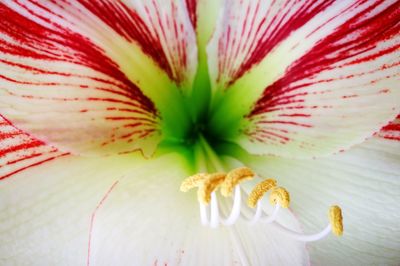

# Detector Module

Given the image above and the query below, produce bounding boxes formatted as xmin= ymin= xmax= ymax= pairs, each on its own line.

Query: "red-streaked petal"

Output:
xmin=208 ymin=0 xmax=337 ymax=90
xmin=0 ymin=115 xmax=68 ymax=180
xmin=185 ymin=0 xmax=198 ymax=29
xmin=4 ymin=0 xmax=197 ymax=89
xmin=209 ymin=0 xmax=400 ymax=158
xmin=0 ymin=1 xmax=195 ymax=155
xmin=377 ymin=114 xmax=400 ymax=141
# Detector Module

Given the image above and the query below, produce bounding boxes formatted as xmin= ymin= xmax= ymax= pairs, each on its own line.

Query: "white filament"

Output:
xmin=272 ymin=223 xmax=332 ymax=242
xmin=248 ymin=201 xmax=263 ymax=224
xmin=210 ymin=192 xmax=220 ymax=228
xmin=199 ymin=202 xmax=209 ymax=226
xmin=260 ymin=204 xmax=280 ymax=224
xmin=199 ymin=186 xmax=333 ymax=242
xmin=221 ymin=185 xmax=242 ymax=226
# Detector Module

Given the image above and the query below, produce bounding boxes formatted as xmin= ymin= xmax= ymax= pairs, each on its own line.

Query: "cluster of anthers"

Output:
xmin=180 ymin=167 xmax=343 ymax=242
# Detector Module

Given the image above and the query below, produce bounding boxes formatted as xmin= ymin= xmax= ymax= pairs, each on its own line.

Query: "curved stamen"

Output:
xmin=247 ymin=178 xmax=277 ymax=208
xmin=221 ymin=167 xmax=255 ymax=197
xmin=248 ymin=201 xmax=263 ymax=224
xmin=271 ymin=222 xmax=332 ymax=242
xmin=181 ymin=167 xmax=343 ymax=244
xmin=248 ymin=202 xmax=280 ymax=224
xmin=198 ymin=173 xmax=226 ymax=204
xmin=260 ymin=204 xmax=280 ymax=224
xmin=269 ymin=187 xmax=290 ymax=208
xmin=221 ymin=185 xmax=242 ymax=226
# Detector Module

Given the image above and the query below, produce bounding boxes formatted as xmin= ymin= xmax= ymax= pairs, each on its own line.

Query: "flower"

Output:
xmin=0 ymin=0 xmax=399 ymax=265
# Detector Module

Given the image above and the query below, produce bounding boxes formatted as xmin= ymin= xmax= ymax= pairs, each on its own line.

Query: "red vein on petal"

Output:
xmin=245 ymin=1 xmax=399 ymax=146
xmin=87 ymin=179 xmax=120 ymax=266
xmin=0 ymin=115 xmax=70 ymax=180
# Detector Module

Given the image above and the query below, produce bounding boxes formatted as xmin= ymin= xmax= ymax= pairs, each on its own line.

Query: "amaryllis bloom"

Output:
xmin=0 ymin=0 xmax=399 ymax=265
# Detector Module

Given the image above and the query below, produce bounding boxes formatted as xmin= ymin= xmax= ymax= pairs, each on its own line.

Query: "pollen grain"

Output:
xmin=329 ymin=205 xmax=343 ymax=236
xmin=269 ymin=187 xmax=290 ymax=208
xmin=197 ymin=173 xmax=226 ymax=204
xmin=247 ymin=178 xmax=277 ymax=208
xmin=221 ymin=167 xmax=255 ymax=197
xmin=180 ymin=173 xmax=208 ymax=192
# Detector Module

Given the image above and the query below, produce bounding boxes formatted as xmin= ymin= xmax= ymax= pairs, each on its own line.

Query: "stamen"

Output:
xmin=269 ymin=187 xmax=290 ymax=208
xmin=269 ymin=205 xmax=344 ymax=242
xmin=221 ymin=167 xmax=255 ymax=197
xmin=197 ymin=173 xmax=226 ymax=204
xmin=260 ymin=204 xmax=280 ymax=224
xmin=247 ymin=178 xmax=277 ymax=208
xmin=180 ymin=173 xmax=207 ymax=192
xmin=248 ymin=201 xmax=263 ymax=224
xmin=271 ymin=222 xmax=332 ymax=242
xmin=249 ymin=202 xmax=280 ymax=225
xmin=180 ymin=167 xmax=343 ymax=244
xmin=329 ymin=205 xmax=343 ymax=236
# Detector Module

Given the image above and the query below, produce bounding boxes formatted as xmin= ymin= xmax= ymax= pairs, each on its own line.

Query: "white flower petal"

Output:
xmin=88 ymin=155 xmax=309 ymax=266
xmin=0 ymin=0 xmax=199 ymax=155
xmin=236 ymin=134 xmax=400 ymax=265
xmin=0 ymin=154 xmax=142 ymax=265
xmin=0 ymin=151 xmax=309 ymax=265
xmin=208 ymin=0 xmax=400 ymax=158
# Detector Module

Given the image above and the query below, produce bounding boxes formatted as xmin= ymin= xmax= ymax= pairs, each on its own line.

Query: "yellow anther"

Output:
xmin=269 ymin=187 xmax=290 ymax=208
xmin=329 ymin=205 xmax=343 ymax=236
xmin=247 ymin=179 xmax=277 ymax=208
xmin=180 ymin=173 xmax=207 ymax=192
xmin=197 ymin=173 xmax=226 ymax=205
xmin=221 ymin=167 xmax=255 ymax=197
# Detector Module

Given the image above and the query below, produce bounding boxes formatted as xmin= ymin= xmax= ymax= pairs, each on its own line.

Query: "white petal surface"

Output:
xmin=0 ymin=154 xmax=139 ymax=265
xmin=87 ymin=155 xmax=309 ymax=266
xmin=0 ymin=152 xmax=309 ymax=266
xmin=208 ymin=0 xmax=400 ymax=158
xmin=235 ymin=135 xmax=400 ymax=265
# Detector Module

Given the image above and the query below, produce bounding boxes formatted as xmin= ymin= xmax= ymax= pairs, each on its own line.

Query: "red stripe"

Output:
xmin=0 ymin=153 xmax=69 ymax=181
xmin=0 ymin=3 xmax=156 ymax=113
xmin=252 ymin=1 xmax=400 ymax=116
xmin=378 ymin=114 xmax=400 ymax=141
xmin=0 ymin=115 xmax=69 ymax=180
xmin=232 ymin=1 xmax=335 ymax=84
xmin=185 ymin=0 xmax=198 ymax=28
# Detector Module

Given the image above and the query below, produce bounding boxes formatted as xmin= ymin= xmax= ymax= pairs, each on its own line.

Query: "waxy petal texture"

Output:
xmin=0 ymin=115 xmax=68 ymax=180
xmin=0 ymin=0 xmax=198 ymax=155
xmin=208 ymin=0 xmax=400 ymax=158
xmin=0 ymin=153 xmax=309 ymax=266
xmin=0 ymin=154 xmax=142 ymax=265
xmin=87 ymin=154 xmax=309 ymax=266
xmin=239 ymin=126 xmax=400 ymax=265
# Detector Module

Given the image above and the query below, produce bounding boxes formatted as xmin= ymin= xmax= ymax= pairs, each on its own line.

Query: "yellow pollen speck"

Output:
xmin=180 ymin=173 xmax=208 ymax=192
xmin=247 ymin=178 xmax=277 ymax=208
xmin=197 ymin=173 xmax=226 ymax=205
xmin=269 ymin=187 xmax=290 ymax=208
xmin=221 ymin=167 xmax=255 ymax=197
xmin=329 ymin=205 xmax=343 ymax=236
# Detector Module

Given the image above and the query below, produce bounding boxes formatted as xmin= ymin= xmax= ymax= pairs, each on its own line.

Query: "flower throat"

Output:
xmin=178 ymin=133 xmax=343 ymax=243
